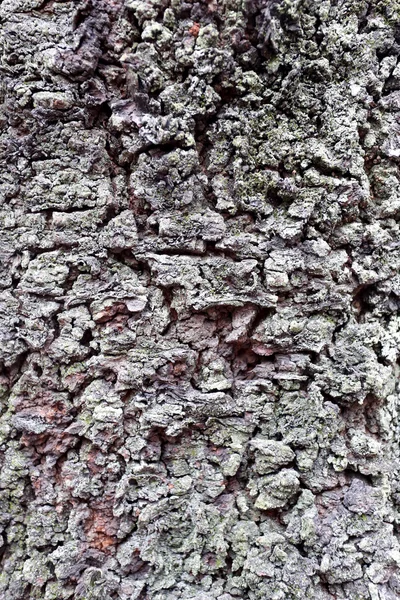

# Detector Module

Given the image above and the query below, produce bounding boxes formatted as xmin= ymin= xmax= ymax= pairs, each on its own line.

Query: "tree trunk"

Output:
xmin=1 ymin=0 xmax=400 ymax=598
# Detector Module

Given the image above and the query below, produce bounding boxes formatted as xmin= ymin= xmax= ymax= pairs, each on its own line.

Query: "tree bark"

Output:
xmin=1 ymin=0 xmax=400 ymax=598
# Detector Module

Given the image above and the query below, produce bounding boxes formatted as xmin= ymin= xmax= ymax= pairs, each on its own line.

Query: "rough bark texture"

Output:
xmin=1 ymin=0 xmax=400 ymax=598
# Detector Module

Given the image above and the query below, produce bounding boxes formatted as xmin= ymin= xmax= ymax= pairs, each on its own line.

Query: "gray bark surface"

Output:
xmin=0 ymin=0 xmax=400 ymax=598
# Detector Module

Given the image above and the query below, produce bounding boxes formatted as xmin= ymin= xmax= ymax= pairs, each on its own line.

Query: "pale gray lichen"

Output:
xmin=0 ymin=0 xmax=400 ymax=599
